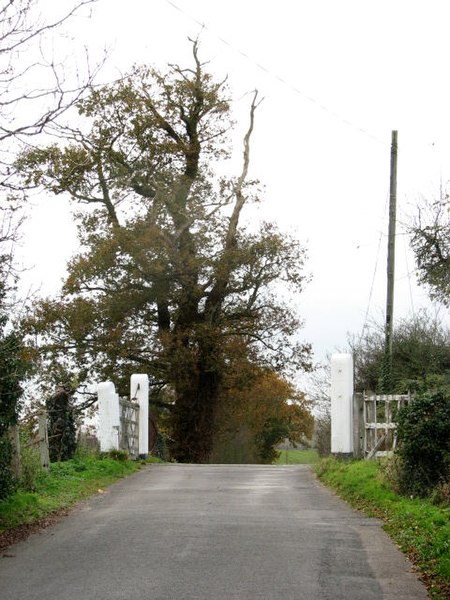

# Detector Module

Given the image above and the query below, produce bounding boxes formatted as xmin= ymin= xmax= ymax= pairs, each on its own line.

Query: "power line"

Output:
xmin=358 ymin=229 xmax=384 ymax=344
xmin=358 ymin=188 xmax=391 ymax=344
xmin=164 ymin=0 xmax=387 ymax=146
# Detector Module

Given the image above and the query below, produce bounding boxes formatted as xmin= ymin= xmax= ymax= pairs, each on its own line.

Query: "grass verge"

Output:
xmin=0 ymin=454 xmax=161 ymax=535
xmin=274 ymin=448 xmax=319 ymax=464
xmin=314 ymin=457 xmax=450 ymax=600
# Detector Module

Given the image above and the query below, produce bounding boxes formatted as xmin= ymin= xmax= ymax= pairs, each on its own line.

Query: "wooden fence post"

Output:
xmin=8 ymin=425 xmax=21 ymax=480
xmin=352 ymin=393 xmax=364 ymax=458
xmin=39 ymin=411 xmax=50 ymax=471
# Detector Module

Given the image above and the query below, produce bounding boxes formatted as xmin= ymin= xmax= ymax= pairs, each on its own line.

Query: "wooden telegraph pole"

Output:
xmin=383 ymin=130 xmax=398 ymax=393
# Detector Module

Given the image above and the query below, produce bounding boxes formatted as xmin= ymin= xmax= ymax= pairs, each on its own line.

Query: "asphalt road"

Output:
xmin=0 ymin=464 xmax=428 ymax=600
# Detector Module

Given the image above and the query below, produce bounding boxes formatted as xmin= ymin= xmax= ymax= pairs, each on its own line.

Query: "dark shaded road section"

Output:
xmin=0 ymin=464 xmax=427 ymax=599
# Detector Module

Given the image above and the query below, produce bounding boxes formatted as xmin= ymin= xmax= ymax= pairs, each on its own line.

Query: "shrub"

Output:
xmin=315 ymin=415 xmax=331 ymax=457
xmin=430 ymin=480 xmax=450 ymax=506
xmin=378 ymin=454 xmax=403 ymax=494
xmin=351 ymin=312 xmax=450 ymax=393
xmin=0 ymin=328 xmax=28 ymax=499
xmin=396 ymin=385 xmax=450 ymax=497
xmin=255 ymin=418 xmax=290 ymax=464
xmin=0 ymin=435 xmax=13 ymax=500
xmin=15 ymin=428 xmax=46 ymax=492
xmin=107 ymin=449 xmax=129 ymax=462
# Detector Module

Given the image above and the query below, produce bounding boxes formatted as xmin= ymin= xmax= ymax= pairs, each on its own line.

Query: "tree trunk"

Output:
xmin=46 ymin=388 xmax=77 ymax=462
xmin=171 ymin=353 xmax=221 ymax=463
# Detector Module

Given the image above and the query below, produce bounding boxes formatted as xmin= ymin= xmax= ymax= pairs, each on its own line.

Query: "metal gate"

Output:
xmin=363 ymin=393 xmax=411 ymax=459
xmin=119 ymin=397 xmax=140 ymax=459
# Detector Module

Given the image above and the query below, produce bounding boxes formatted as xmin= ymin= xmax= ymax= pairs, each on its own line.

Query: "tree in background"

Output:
xmin=302 ymin=363 xmax=331 ymax=457
xmin=0 ymin=0 xmax=97 ymax=263
xmin=0 ymin=0 xmax=97 ymax=497
xmin=409 ymin=195 xmax=449 ymax=307
xmin=0 ymin=0 xmax=97 ymax=142
xmin=0 ymin=287 xmax=28 ymax=498
xmin=350 ymin=311 xmax=450 ymax=394
xmin=0 ymin=208 xmax=29 ymax=494
xmin=17 ymin=42 xmax=311 ymax=462
xmin=211 ymin=340 xmax=313 ymax=463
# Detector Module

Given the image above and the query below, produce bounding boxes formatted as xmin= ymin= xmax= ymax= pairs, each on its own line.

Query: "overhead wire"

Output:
xmin=396 ymin=205 xmax=417 ymax=314
xmin=165 ymin=0 xmax=426 ymax=348
xmin=164 ymin=0 xmax=387 ymax=146
xmin=358 ymin=229 xmax=384 ymax=344
xmin=358 ymin=193 xmax=390 ymax=344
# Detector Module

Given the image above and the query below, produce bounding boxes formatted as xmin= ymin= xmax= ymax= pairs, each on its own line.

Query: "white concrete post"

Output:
xmin=97 ymin=381 xmax=120 ymax=452
xmin=330 ymin=353 xmax=354 ymax=456
xmin=130 ymin=374 xmax=149 ymax=457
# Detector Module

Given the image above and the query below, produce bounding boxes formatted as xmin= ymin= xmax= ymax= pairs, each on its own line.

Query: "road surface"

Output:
xmin=0 ymin=464 xmax=428 ymax=599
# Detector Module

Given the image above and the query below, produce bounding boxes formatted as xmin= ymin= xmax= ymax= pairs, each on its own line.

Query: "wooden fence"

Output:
xmin=119 ymin=397 xmax=140 ymax=459
xmin=7 ymin=410 xmax=50 ymax=479
xmin=353 ymin=393 xmax=412 ymax=459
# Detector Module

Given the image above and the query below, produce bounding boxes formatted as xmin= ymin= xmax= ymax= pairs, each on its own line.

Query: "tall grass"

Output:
xmin=0 ymin=454 xmax=143 ymax=532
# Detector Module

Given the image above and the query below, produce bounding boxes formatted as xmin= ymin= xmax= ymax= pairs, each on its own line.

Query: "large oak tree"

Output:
xmin=18 ymin=42 xmax=311 ymax=462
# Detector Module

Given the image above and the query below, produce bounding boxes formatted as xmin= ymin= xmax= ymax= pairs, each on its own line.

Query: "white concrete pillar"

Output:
xmin=97 ymin=381 xmax=120 ymax=452
xmin=330 ymin=353 xmax=354 ymax=455
xmin=130 ymin=374 xmax=149 ymax=457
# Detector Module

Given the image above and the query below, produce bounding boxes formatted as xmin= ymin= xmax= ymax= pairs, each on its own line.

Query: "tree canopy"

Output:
xmin=17 ymin=42 xmax=312 ymax=462
xmin=350 ymin=311 xmax=450 ymax=394
xmin=0 ymin=0 xmax=97 ymax=142
xmin=409 ymin=195 xmax=450 ymax=307
xmin=212 ymin=359 xmax=313 ymax=464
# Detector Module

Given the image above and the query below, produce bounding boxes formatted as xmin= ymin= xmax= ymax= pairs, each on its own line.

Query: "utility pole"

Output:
xmin=383 ymin=130 xmax=398 ymax=393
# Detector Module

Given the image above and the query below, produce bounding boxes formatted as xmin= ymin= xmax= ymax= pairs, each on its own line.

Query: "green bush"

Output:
xmin=107 ymin=449 xmax=129 ymax=462
xmin=0 ymin=328 xmax=28 ymax=499
xmin=396 ymin=385 xmax=450 ymax=497
xmin=255 ymin=418 xmax=290 ymax=464
xmin=20 ymin=440 xmax=45 ymax=492
xmin=0 ymin=435 xmax=14 ymax=500
xmin=430 ymin=480 xmax=450 ymax=506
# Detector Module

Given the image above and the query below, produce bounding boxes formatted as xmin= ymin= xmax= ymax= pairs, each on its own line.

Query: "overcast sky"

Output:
xmin=18 ymin=0 xmax=450 ymax=366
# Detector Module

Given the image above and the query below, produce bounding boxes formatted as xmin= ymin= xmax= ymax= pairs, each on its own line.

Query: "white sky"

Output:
xmin=18 ymin=0 xmax=450 ymax=366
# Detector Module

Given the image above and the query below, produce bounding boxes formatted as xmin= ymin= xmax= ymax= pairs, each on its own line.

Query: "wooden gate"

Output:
xmin=362 ymin=393 xmax=411 ymax=459
xmin=119 ymin=397 xmax=140 ymax=459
